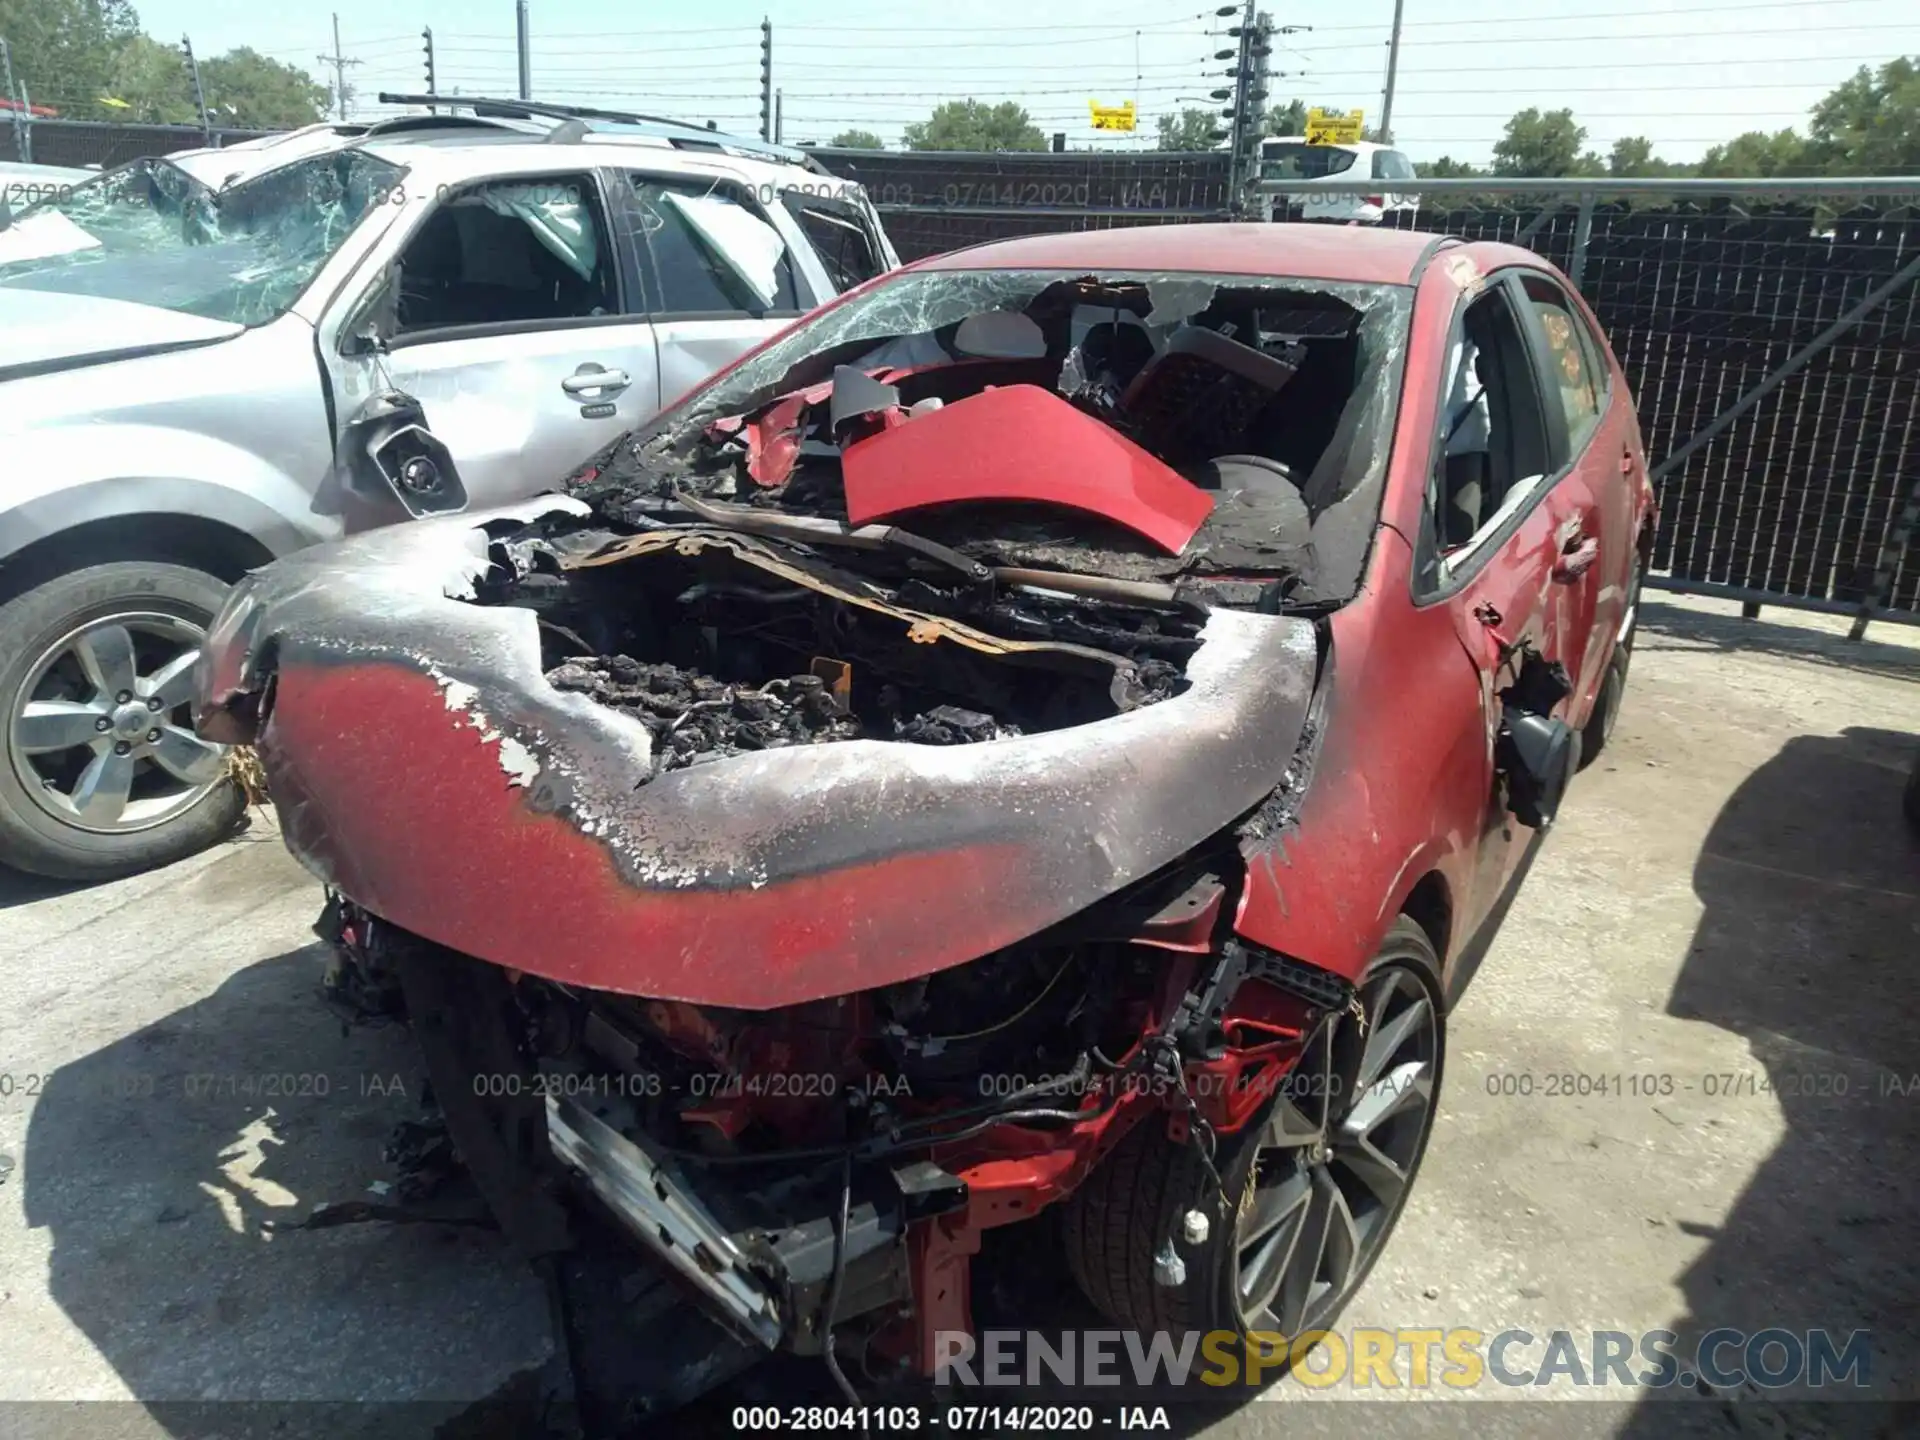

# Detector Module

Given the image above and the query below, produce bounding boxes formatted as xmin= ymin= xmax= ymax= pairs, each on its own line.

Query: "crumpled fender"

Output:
xmin=197 ymin=502 xmax=1319 ymax=1010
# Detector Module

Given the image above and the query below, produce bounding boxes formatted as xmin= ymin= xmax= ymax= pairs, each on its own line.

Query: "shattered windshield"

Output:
xmin=0 ymin=150 xmax=402 ymax=326
xmin=576 ymin=265 xmax=1411 ymax=605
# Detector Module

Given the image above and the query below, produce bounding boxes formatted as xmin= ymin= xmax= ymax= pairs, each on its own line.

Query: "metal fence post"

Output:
xmin=1567 ymin=189 xmax=1596 ymax=290
xmin=1849 ymin=474 xmax=1920 ymax=642
xmin=0 ymin=38 xmax=25 ymax=164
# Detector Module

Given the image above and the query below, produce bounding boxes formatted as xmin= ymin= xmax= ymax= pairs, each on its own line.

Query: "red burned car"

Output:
xmin=196 ymin=224 xmax=1652 ymax=1397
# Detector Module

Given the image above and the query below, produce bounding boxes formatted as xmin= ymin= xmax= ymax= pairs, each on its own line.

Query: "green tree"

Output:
xmin=1155 ymin=107 xmax=1220 ymax=151
xmin=1426 ymin=155 xmax=1485 ymax=178
xmin=1491 ymin=107 xmax=1589 ymax=177
xmin=1697 ymin=128 xmax=1808 ymax=178
xmin=1264 ymin=98 xmax=1308 ymax=136
xmin=1805 ymin=56 xmax=1920 ymax=174
xmin=1606 ymin=135 xmax=1693 ymax=179
xmin=828 ymin=128 xmax=885 ymax=149
xmin=0 ymin=0 xmax=140 ymax=118
xmin=903 ymin=99 xmax=1046 ymax=151
xmin=103 ymin=32 xmax=196 ymax=124
xmin=1608 ymin=136 xmax=1654 ymax=177
xmin=198 ymin=48 xmax=328 ymax=128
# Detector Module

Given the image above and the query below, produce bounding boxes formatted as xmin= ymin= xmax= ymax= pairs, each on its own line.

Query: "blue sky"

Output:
xmin=123 ymin=0 xmax=1920 ymax=165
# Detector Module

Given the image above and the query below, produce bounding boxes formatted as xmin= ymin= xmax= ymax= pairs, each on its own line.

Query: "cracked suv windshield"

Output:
xmin=0 ymin=151 xmax=400 ymax=324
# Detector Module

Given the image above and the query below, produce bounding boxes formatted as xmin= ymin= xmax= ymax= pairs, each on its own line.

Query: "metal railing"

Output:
xmin=1258 ymin=176 xmax=1920 ymax=632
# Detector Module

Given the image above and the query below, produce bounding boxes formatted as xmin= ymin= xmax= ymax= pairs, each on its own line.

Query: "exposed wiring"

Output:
xmin=820 ymin=1153 xmax=865 ymax=1421
xmin=923 ymin=951 xmax=1079 ymax=1043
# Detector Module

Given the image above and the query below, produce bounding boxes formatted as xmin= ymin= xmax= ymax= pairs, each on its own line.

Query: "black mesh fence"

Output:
xmin=0 ymin=117 xmax=273 ymax=169
xmin=810 ymin=147 xmax=1234 ymax=261
xmin=1362 ymin=192 xmax=1920 ymax=619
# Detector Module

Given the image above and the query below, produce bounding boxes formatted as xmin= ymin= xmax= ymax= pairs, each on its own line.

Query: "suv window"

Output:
xmin=779 ymin=192 xmax=886 ymax=291
xmin=1260 ymin=141 xmax=1358 ymax=180
xmin=1373 ymin=150 xmax=1417 ymax=181
xmin=392 ymin=175 xmax=617 ymax=335
xmin=0 ymin=151 xmax=401 ymax=326
xmin=626 ymin=176 xmax=801 ymax=317
xmin=1519 ymin=275 xmax=1605 ymax=452
xmin=1430 ymin=286 xmax=1554 ymax=563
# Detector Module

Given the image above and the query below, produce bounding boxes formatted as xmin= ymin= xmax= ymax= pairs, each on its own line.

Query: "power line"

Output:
xmin=1287 ymin=20 xmax=1920 ymax=52
xmin=1301 ymin=0 xmax=1907 ymax=31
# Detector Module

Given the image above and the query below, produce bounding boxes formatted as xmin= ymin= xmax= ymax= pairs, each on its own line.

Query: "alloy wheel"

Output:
xmin=1233 ymin=962 xmax=1441 ymax=1335
xmin=8 ymin=612 xmax=228 ymax=834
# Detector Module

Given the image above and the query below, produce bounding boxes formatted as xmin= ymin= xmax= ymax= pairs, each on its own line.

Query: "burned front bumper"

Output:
xmin=195 ymin=500 xmax=1318 ymax=1010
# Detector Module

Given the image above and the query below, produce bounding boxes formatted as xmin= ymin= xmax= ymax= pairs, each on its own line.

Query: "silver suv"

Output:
xmin=0 ymin=100 xmax=897 ymax=879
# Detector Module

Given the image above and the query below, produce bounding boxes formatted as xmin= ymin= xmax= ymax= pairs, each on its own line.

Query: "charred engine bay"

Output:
xmin=479 ymin=526 xmax=1198 ymax=777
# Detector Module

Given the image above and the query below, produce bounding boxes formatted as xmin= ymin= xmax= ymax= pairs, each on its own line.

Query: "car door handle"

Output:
xmin=1619 ymin=450 xmax=1636 ymax=474
xmin=562 ymin=367 xmax=630 ymax=396
xmin=1553 ymin=534 xmax=1600 ymax=582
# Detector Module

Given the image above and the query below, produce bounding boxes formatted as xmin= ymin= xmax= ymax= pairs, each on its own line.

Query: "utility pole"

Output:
xmin=515 ymin=0 xmax=531 ymax=100
xmin=759 ymin=19 xmax=773 ymax=142
xmin=181 ymin=35 xmax=211 ymax=139
xmin=319 ymin=14 xmax=361 ymax=122
xmin=774 ymin=87 xmax=783 ymax=144
xmin=1379 ymin=0 xmax=1405 ymax=143
xmin=423 ymin=27 xmax=437 ymax=108
xmin=1220 ymin=1 xmax=1270 ymax=218
xmin=0 ymin=38 xmax=25 ymax=163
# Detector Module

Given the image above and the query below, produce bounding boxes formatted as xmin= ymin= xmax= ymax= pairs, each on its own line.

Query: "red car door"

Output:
xmin=1515 ymin=271 xmax=1632 ymax=728
xmin=1416 ymin=272 xmax=1583 ymax=927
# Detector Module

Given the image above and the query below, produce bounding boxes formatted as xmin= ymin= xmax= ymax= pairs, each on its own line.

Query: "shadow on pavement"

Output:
xmin=1634 ymin=600 xmax=1920 ymax=683
xmin=19 ymin=943 xmax=548 ymax=1440
xmin=0 ymin=863 xmax=87 ymax=912
xmin=1617 ymin=724 xmax=1920 ymax=1439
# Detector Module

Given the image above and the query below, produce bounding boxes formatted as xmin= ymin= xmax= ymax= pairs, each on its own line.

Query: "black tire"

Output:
xmin=0 ymin=560 xmax=244 ymax=880
xmin=1904 ymin=752 xmax=1920 ymax=836
xmin=1064 ymin=917 xmax=1445 ymax=1357
xmin=1579 ymin=562 xmax=1642 ymax=769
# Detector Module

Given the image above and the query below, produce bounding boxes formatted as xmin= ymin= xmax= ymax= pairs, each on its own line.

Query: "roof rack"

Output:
xmin=375 ymin=93 xmax=830 ymax=174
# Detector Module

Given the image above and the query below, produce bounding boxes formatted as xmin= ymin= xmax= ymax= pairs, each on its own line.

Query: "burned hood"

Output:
xmin=198 ymin=501 xmax=1319 ymax=1010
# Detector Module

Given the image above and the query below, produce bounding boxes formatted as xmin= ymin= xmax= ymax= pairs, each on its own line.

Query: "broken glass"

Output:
xmin=0 ymin=150 xmax=404 ymax=327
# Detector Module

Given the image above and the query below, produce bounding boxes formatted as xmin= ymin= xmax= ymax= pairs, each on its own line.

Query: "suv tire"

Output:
xmin=0 ymin=561 xmax=244 ymax=880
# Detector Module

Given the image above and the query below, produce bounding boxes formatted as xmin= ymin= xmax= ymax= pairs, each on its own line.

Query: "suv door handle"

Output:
xmin=563 ymin=366 xmax=630 ymax=396
xmin=1553 ymin=534 xmax=1600 ymax=582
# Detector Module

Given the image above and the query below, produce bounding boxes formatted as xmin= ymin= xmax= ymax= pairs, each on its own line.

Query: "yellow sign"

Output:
xmin=1306 ymin=106 xmax=1365 ymax=145
xmin=1087 ymin=100 xmax=1137 ymax=133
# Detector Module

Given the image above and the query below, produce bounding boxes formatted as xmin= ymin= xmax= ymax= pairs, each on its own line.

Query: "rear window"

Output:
xmin=1373 ymin=150 xmax=1417 ymax=181
xmin=1260 ymin=142 xmax=1358 ymax=180
xmin=779 ymin=192 xmax=887 ymax=292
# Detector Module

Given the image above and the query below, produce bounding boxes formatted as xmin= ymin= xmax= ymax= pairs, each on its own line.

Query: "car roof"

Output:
xmin=912 ymin=222 xmax=1450 ymax=286
xmin=163 ymin=114 xmax=830 ymax=191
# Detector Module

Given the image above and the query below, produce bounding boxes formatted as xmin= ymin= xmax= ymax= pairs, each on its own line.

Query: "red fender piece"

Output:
xmin=839 ymin=384 xmax=1214 ymax=555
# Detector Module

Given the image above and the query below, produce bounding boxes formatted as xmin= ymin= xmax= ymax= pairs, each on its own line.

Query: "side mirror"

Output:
xmin=1495 ymin=643 xmax=1577 ymax=830
xmin=338 ymin=390 xmax=468 ymax=522
xmin=1499 ymin=712 xmax=1578 ymax=830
